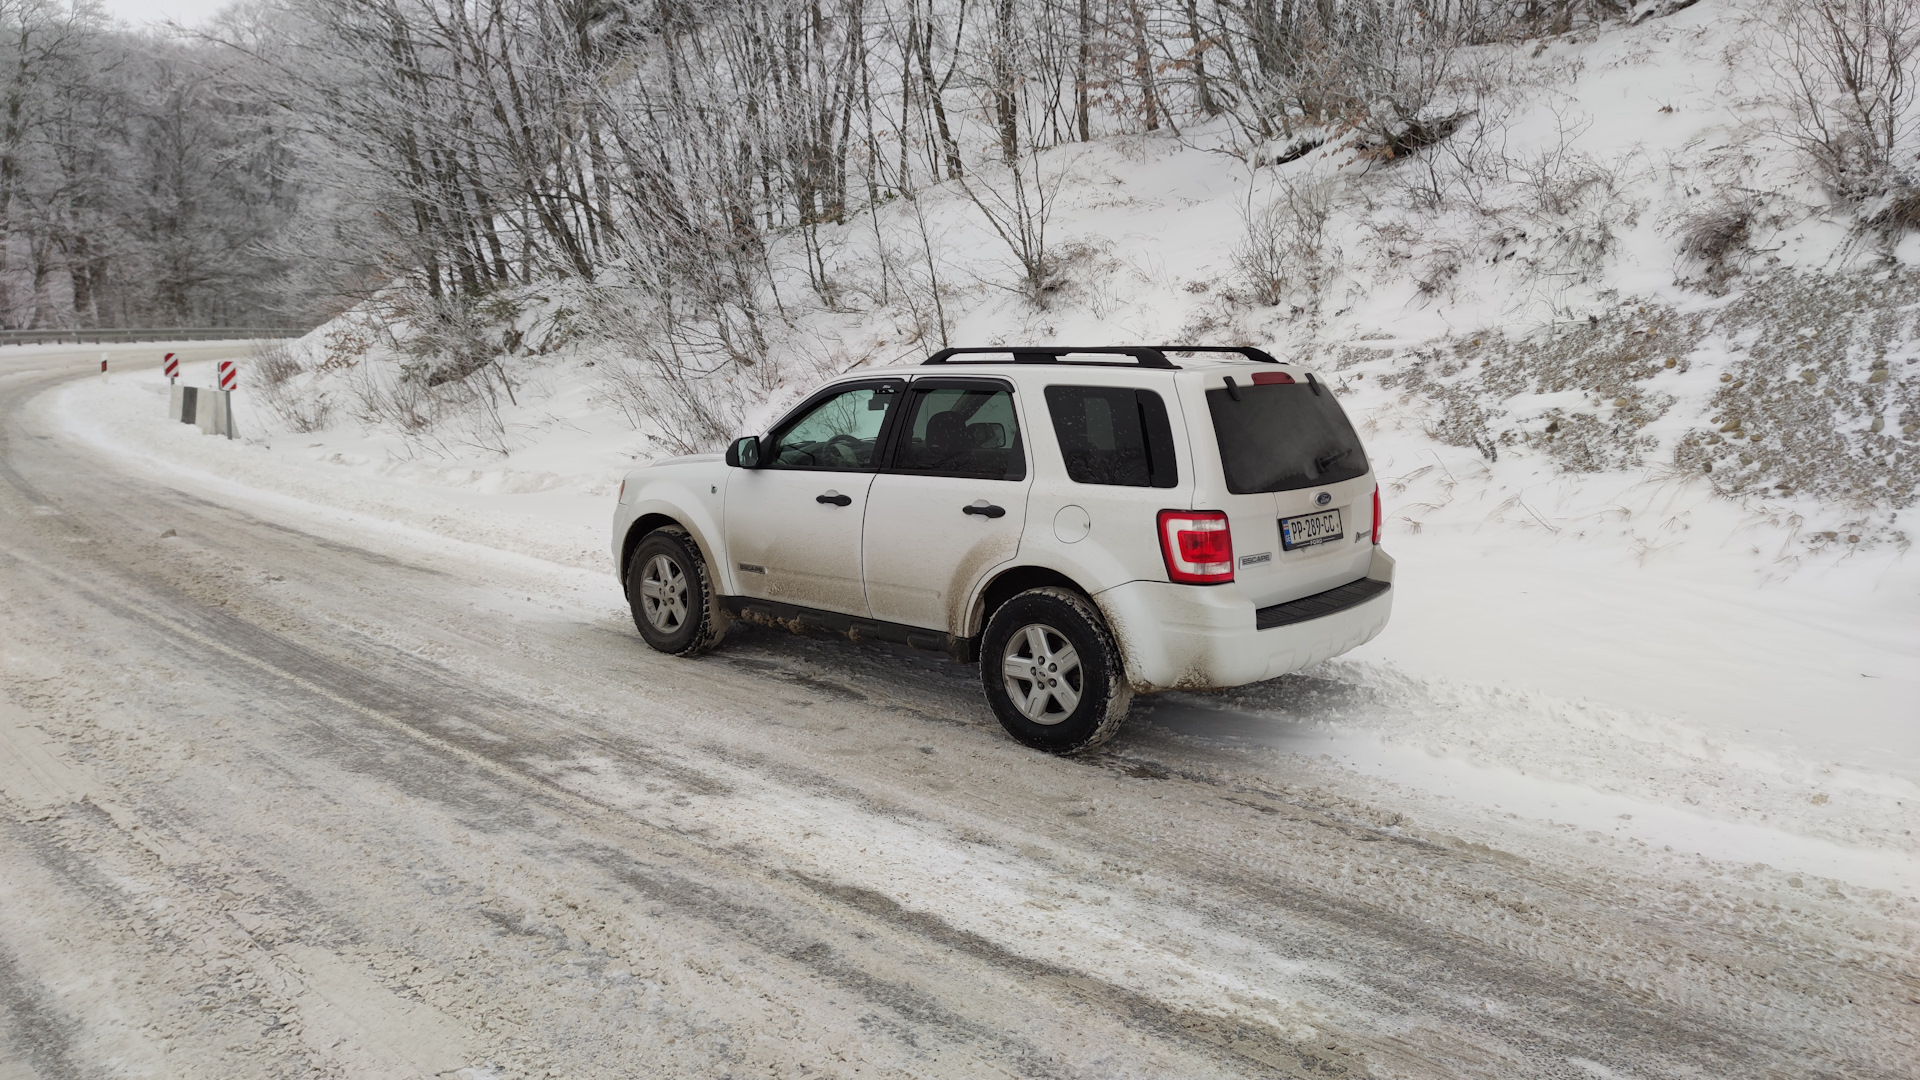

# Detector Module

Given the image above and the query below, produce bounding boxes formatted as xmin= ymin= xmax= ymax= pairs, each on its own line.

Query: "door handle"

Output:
xmin=816 ymin=491 xmax=853 ymax=506
xmin=963 ymin=502 xmax=1006 ymax=518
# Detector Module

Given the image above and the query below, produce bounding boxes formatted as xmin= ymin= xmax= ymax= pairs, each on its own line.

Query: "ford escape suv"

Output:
xmin=612 ymin=346 xmax=1393 ymax=752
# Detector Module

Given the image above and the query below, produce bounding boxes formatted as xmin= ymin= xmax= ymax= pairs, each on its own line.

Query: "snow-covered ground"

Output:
xmin=50 ymin=338 xmax=1919 ymax=903
xmin=41 ymin=0 xmax=1919 ymax=901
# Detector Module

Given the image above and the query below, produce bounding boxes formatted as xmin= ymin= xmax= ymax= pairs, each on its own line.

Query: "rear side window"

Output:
xmin=890 ymin=383 xmax=1026 ymax=481
xmin=1044 ymin=386 xmax=1178 ymax=488
xmin=1206 ymin=382 xmax=1368 ymax=493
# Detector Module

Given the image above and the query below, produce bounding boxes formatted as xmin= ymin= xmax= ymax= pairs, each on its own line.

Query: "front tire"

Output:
xmin=627 ymin=526 xmax=726 ymax=656
xmin=981 ymin=587 xmax=1132 ymax=753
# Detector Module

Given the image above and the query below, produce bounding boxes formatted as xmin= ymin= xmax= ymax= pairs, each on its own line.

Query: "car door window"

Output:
xmin=891 ymin=384 xmax=1025 ymax=481
xmin=766 ymin=384 xmax=897 ymax=470
xmin=1043 ymin=385 xmax=1178 ymax=488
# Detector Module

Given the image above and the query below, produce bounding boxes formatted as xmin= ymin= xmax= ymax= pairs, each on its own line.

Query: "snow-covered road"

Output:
xmin=1 ymin=348 xmax=1914 ymax=1079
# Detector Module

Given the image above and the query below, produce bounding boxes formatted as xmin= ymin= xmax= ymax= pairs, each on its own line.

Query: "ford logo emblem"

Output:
xmin=1315 ymin=491 xmax=1332 ymax=507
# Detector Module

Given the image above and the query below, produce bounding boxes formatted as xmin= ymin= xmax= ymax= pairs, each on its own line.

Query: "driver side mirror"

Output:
xmin=725 ymin=435 xmax=761 ymax=469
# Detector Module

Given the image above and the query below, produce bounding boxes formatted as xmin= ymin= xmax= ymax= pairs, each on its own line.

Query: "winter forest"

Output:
xmin=5 ymin=0 xmax=1667 ymax=330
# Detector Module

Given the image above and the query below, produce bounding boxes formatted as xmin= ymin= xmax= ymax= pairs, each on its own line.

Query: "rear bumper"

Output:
xmin=1093 ymin=548 xmax=1394 ymax=692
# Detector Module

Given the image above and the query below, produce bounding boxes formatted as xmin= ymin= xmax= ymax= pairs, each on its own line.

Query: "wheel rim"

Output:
xmin=1000 ymin=623 xmax=1083 ymax=725
xmin=638 ymin=553 xmax=690 ymax=633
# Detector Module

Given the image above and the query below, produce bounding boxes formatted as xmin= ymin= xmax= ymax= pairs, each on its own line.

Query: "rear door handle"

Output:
xmin=816 ymin=491 xmax=853 ymax=506
xmin=963 ymin=502 xmax=1006 ymax=518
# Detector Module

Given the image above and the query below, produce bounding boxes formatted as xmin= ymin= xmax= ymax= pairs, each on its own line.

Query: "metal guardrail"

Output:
xmin=0 ymin=327 xmax=306 ymax=345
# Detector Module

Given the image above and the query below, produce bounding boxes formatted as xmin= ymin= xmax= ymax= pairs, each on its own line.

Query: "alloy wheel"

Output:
xmin=1000 ymin=623 xmax=1083 ymax=725
xmin=638 ymin=553 xmax=689 ymax=633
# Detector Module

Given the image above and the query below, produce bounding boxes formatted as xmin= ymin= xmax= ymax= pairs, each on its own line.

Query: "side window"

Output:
xmin=766 ymin=384 xmax=897 ymax=470
xmin=890 ymin=384 xmax=1026 ymax=481
xmin=1044 ymin=386 xmax=1179 ymax=488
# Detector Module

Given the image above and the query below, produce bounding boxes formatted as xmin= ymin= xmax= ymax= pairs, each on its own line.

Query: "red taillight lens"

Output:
xmin=618 ymin=478 xmax=627 ymax=502
xmin=1250 ymin=370 xmax=1295 ymax=385
xmin=1158 ymin=510 xmax=1234 ymax=584
xmin=1371 ymin=484 xmax=1381 ymax=544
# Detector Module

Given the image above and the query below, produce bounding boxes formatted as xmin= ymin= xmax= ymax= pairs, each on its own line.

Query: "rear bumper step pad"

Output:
xmin=1255 ymin=577 xmax=1391 ymax=631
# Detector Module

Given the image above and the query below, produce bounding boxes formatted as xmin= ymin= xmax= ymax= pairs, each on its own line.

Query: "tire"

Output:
xmin=981 ymin=587 xmax=1132 ymax=753
xmin=626 ymin=526 xmax=727 ymax=656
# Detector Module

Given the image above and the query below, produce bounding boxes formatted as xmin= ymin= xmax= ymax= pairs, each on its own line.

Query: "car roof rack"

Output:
xmin=922 ymin=345 xmax=1281 ymax=369
xmin=1148 ymin=345 xmax=1281 ymax=364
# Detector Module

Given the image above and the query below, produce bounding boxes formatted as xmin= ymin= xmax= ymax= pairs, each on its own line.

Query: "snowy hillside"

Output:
xmin=56 ymin=0 xmax=1920 ymax=891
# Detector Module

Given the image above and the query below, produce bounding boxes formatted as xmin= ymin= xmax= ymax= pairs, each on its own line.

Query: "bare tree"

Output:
xmin=1770 ymin=0 xmax=1919 ymax=217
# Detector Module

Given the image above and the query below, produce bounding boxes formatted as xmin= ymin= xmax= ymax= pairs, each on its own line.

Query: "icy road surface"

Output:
xmin=0 ymin=349 xmax=1914 ymax=1079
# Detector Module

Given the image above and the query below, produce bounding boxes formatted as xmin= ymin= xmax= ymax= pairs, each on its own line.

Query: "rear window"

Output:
xmin=1205 ymin=382 xmax=1368 ymax=493
xmin=1044 ymin=386 xmax=1178 ymax=488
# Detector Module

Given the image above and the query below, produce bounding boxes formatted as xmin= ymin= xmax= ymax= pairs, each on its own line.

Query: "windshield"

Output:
xmin=1205 ymin=382 xmax=1369 ymax=493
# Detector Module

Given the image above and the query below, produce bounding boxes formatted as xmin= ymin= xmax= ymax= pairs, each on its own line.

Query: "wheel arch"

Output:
xmin=969 ymin=565 xmax=1094 ymax=640
xmin=622 ymin=513 xmax=705 ymax=587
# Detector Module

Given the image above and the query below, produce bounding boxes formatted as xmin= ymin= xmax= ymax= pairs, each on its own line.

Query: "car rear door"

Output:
xmin=725 ymin=379 xmax=903 ymax=616
xmin=1181 ymin=369 xmax=1377 ymax=607
xmin=862 ymin=377 xmax=1031 ymax=634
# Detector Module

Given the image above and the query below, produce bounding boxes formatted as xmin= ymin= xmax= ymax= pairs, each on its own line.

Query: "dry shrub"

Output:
xmin=319 ymin=318 xmax=377 ymax=373
xmin=1233 ymin=178 xmax=1338 ymax=309
xmin=590 ymin=294 xmax=756 ymax=456
xmin=1866 ymin=179 xmax=1920 ymax=232
xmin=314 ymin=287 xmax=528 ymax=455
xmin=250 ymin=343 xmax=333 ymax=434
xmin=1768 ymin=0 xmax=1920 ymax=217
xmin=1673 ymin=196 xmax=1762 ymax=293
xmin=1506 ymin=144 xmax=1633 ymax=284
xmin=598 ymin=348 xmax=745 ymax=456
xmin=254 ymin=345 xmax=303 ymax=387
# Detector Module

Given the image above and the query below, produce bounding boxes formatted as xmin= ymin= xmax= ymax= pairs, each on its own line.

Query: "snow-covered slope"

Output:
xmin=46 ymin=0 xmax=1919 ymax=893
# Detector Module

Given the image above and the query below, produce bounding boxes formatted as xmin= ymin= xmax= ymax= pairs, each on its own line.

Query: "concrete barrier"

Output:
xmin=169 ymin=384 xmax=195 ymax=423
xmin=169 ymin=385 xmax=237 ymax=439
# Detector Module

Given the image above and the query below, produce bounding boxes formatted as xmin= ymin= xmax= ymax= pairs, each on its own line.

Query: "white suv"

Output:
xmin=612 ymin=346 xmax=1393 ymax=752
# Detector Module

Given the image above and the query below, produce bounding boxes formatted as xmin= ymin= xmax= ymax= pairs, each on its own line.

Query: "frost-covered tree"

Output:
xmin=0 ymin=0 xmax=302 ymax=329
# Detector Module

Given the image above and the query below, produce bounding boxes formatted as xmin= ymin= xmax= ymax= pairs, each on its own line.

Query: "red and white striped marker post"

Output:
xmin=163 ymin=352 xmax=179 ymax=384
xmin=100 ymin=352 xmax=109 ymax=382
xmin=218 ymin=360 xmax=237 ymax=391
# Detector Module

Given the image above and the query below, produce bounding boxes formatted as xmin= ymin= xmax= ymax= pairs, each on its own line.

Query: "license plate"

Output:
xmin=1280 ymin=509 xmax=1343 ymax=551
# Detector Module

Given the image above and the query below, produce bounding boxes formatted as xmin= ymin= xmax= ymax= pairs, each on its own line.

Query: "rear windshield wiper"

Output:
xmin=1314 ymin=447 xmax=1354 ymax=473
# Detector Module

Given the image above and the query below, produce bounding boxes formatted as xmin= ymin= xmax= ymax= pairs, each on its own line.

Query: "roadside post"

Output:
xmin=163 ymin=353 xmax=178 ymax=384
xmin=100 ymin=352 xmax=109 ymax=382
xmin=213 ymin=360 xmax=238 ymax=439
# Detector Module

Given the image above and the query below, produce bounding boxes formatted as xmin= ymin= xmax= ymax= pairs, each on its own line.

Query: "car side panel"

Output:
xmin=613 ymin=462 xmax=734 ymax=594
xmin=1012 ymin=368 xmax=1199 ymax=617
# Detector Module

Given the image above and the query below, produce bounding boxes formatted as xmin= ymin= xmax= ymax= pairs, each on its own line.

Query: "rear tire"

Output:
xmin=627 ymin=526 xmax=726 ymax=656
xmin=981 ymin=587 xmax=1132 ymax=753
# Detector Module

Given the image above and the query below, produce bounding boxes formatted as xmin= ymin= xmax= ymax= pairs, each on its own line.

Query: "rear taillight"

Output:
xmin=1371 ymin=484 xmax=1381 ymax=544
xmin=1250 ymin=370 xmax=1295 ymax=385
xmin=1158 ymin=510 xmax=1234 ymax=584
xmin=618 ymin=478 xmax=627 ymax=502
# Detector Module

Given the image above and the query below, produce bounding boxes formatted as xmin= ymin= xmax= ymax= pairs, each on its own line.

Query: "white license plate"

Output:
xmin=1280 ymin=509 xmax=1343 ymax=551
